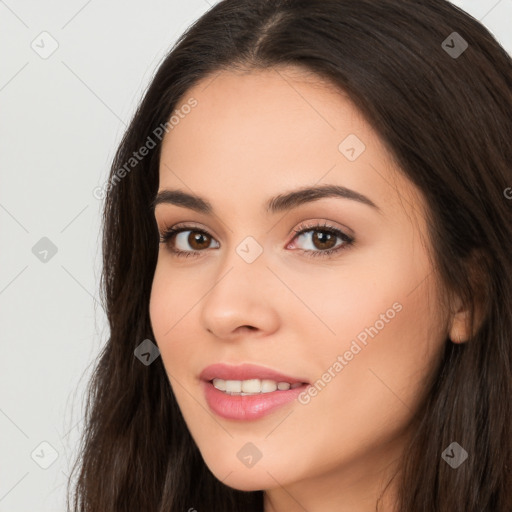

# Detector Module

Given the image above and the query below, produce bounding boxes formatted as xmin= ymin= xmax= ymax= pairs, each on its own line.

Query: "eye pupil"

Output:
xmin=190 ymin=231 xmax=210 ymax=250
xmin=313 ymin=231 xmax=336 ymax=250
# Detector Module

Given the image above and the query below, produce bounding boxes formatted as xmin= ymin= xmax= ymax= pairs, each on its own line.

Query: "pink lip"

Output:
xmin=200 ymin=363 xmax=310 ymax=421
xmin=199 ymin=363 xmax=308 ymax=385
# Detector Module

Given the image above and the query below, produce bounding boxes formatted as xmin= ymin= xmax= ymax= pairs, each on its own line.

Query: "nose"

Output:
xmin=199 ymin=250 xmax=281 ymax=341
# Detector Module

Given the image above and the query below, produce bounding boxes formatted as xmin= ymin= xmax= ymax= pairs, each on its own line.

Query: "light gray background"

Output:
xmin=1 ymin=1 xmax=511 ymax=510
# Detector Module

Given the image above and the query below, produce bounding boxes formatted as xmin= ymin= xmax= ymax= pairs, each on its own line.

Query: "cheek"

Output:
xmin=149 ymin=266 xmax=169 ymax=342
xmin=313 ymin=231 xmax=442 ymax=359
xmin=270 ymin=282 xmax=446 ymax=486
xmin=149 ymin=260 xmax=192 ymax=335
xmin=149 ymin=265 xmax=191 ymax=371
xmin=318 ymin=278 xmax=443 ymax=431
xmin=288 ymin=242 xmax=445 ymax=445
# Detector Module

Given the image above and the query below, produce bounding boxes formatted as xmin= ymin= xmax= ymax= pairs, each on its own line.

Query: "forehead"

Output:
xmin=158 ymin=66 xmax=425 ymax=224
xmin=162 ymin=66 xmax=369 ymax=164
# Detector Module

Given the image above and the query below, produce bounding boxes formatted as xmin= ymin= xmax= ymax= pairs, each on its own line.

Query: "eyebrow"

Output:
xmin=151 ymin=184 xmax=381 ymax=215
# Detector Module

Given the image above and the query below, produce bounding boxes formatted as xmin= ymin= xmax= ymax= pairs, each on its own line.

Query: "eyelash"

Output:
xmin=158 ymin=221 xmax=355 ymax=259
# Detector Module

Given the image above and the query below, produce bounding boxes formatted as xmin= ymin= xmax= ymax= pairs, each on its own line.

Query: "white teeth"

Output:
xmin=211 ymin=378 xmax=304 ymax=395
xmin=212 ymin=378 xmax=226 ymax=391
xmin=225 ymin=380 xmax=242 ymax=393
xmin=242 ymin=379 xmax=261 ymax=393
xmin=261 ymin=379 xmax=277 ymax=393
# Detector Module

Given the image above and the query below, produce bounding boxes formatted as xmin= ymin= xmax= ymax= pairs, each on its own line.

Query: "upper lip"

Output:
xmin=200 ymin=363 xmax=309 ymax=384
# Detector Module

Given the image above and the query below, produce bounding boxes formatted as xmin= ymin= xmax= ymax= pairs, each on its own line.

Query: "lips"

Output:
xmin=199 ymin=362 xmax=309 ymax=385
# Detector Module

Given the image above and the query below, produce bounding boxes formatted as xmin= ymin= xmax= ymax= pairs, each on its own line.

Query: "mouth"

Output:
xmin=200 ymin=363 xmax=310 ymax=420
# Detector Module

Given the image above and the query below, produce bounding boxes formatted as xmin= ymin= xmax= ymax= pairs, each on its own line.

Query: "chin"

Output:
xmin=221 ymin=476 xmax=265 ymax=492
xmin=205 ymin=461 xmax=279 ymax=492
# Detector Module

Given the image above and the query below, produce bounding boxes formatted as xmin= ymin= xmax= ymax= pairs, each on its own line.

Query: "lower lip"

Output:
xmin=202 ymin=380 xmax=309 ymax=421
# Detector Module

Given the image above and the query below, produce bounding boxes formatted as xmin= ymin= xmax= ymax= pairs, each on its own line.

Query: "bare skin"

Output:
xmin=149 ymin=66 xmax=472 ymax=512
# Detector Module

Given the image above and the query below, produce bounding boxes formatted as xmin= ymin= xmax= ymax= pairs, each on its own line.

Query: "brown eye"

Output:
xmin=289 ymin=222 xmax=355 ymax=259
xmin=310 ymin=231 xmax=338 ymax=250
xmin=186 ymin=231 xmax=211 ymax=250
xmin=159 ymin=226 xmax=220 ymax=257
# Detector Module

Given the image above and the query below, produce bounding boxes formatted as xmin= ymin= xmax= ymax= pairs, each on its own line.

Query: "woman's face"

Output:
xmin=149 ymin=66 xmax=451 ymax=507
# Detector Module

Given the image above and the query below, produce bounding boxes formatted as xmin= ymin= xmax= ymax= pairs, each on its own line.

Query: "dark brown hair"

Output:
xmin=67 ymin=1 xmax=512 ymax=510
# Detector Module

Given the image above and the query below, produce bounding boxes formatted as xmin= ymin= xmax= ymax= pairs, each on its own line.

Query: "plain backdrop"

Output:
xmin=1 ymin=1 xmax=511 ymax=510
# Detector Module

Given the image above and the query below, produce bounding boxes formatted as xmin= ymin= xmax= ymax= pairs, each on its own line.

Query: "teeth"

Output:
xmin=212 ymin=378 xmax=304 ymax=395
xmin=213 ymin=378 xmax=226 ymax=391
xmin=261 ymin=379 xmax=277 ymax=393
xmin=225 ymin=380 xmax=242 ymax=393
xmin=242 ymin=378 xmax=261 ymax=393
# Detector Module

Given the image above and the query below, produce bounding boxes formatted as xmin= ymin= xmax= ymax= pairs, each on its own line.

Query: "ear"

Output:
xmin=448 ymin=298 xmax=473 ymax=344
xmin=448 ymin=250 xmax=488 ymax=344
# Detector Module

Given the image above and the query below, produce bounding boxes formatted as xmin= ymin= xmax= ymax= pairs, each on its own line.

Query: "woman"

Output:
xmin=68 ymin=1 xmax=512 ymax=510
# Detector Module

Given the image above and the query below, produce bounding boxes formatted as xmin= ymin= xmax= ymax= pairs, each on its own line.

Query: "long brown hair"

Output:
xmin=67 ymin=1 xmax=512 ymax=510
